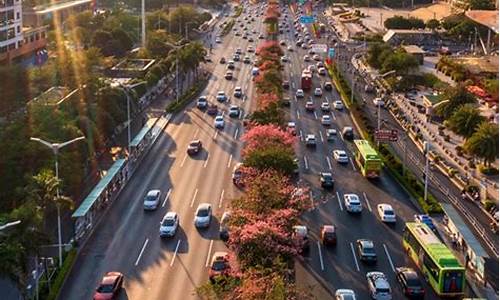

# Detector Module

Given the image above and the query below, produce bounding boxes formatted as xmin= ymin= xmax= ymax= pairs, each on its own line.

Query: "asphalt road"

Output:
xmin=58 ymin=5 xmax=264 ymax=300
xmin=281 ymin=6 xmax=473 ymax=300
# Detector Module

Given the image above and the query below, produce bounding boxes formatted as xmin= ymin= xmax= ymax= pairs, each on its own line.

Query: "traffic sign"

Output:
xmin=328 ymin=48 xmax=335 ymax=58
xmin=311 ymin=43 xmax=327 ymax=53
xmin=374 ymin=129 xmax=398 ymax=142
xmin=299 ymin=15 xmax=315 ymax=24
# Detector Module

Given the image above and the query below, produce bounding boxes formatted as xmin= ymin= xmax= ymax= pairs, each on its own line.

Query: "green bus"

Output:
xmin=353 ymin=140 xmax=382 ymax=178
xmin=403 ymin=223 xmax=465 ymax=297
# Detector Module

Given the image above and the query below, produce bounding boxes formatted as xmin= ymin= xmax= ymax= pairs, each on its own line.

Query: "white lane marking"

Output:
xmin=296 ymin=110 xmax=300 ymax=119
xmin=349 ymin=157 xmax=356 ymax=171
xmin=340 ymin=133 xmax=345 ymax=142
xmin=295 ymin=96 xmax=298 ymax=102
xmin=336 ymin=191 xmax=343 ymax=211
xmin=190 ymin=188 xmax=199 ymax=207
xmin=162 ymin=188 xmax=172 ymax=207
xmin=218 ymin=189 xmax=225 ymax=208
xmin=205 ymin=240 xmax=214 ymax=267
xmin=204 ymin=154 xmax=210 ymax=168
xmin=331 ymin=111 xmax=336 ymax=120
xmin=350 ymin=242 xmax=360 ymax=272
xmin=326 ymin=156 xmax=332 ymax=170
xmin=325 ymin=96 xmax=329 ymax=102
xmin=194 ymin=128 xmax=200 ymax=138
xmin=317 ymin=241 xmax=325 ymax=271
xmin=234 ymin=128 xmax=239 ymax=139
xmin=314 ymin=111 xmax=318 ymax=120
xmin=135 ymin=238 xmax=149 ymax=266
xmin=304 ymin=155 xmax=309 ymax=170
xmin=299 ymin=130 xmax=303 ymax=141
xmin=227 ymin=154 xmax=233 ymax=168
xmin=383 ymin=244 xmax=396 ymax=272
xmin=213 ymin=130 xmax=218 ymax=139
xmin=180 ymin=153 xmax=188 ymax=168
xmin=170 ymin=240 xmax=181 ymax=266
xmin=319 ymin=130 xmax=324 ymax=142
xmin=292 ymin=82 xmax=296 ymax=89
xmin=242 ymin=95 xmax=246 ymax=102
xmin=363 ymin=192 xmax=372 ymax=212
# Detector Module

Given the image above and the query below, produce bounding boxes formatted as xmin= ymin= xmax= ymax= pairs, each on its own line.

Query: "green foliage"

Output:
xmin=380 ymin=48 xmax=419 ymax=74
xmin=435 ymin=85 xmax=476 ymax=119
xmin=221 ymin=19 xmax=235 ymax=35
xmin=0 ymin=65 xmax=31 ymax=116
xmin=467 ymin=0 xmax=496 ymax=10
xmin=367 ymin=42 xmax=392 ymax=70
xmin=91 ymin=28 xmax=133 ymax=57
xmin=244 ymin=146 xmax=297 ymax=176
xmin=233 ymin=5 xmax=243 ymax=17
xmin=425 ymin=19 xmax=440 ymax=30
xmin=446 ymin=104 xmax=486 ymax=138
xmin=146 ymin=30 xmax=174 ymax=57
xmin=165 ymin=79 xmax=208 ymax=113
xmin=249 ymin=103 xmax=285 ymax=126
xmin=384 ymin=15 xmax=425 ymax=30
xmin=46 ymin=249 xmax=78 ymax=300
xmin=464 ymin=121 xmax=499 ymax=167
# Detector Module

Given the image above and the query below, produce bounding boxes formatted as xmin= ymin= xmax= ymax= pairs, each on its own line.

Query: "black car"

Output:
xmin=281 ymin=97 xmax=291 ymax=107
xmin=282 ymin=80 xmax=290 ymax=89
xmin=187 ymin=140 xmax=202 ymax=155
xmin=219 ymin=57 xmax=226 ymax=64
xmin=396 ymin=267 xmax=425 ymax=298
xmin=357 ymin=239 xmax=377 ymax=264
xmin=324 ymin=81 xmax=333 ymax=91
xmin=319 ymin=172 xmax=334 ymax=189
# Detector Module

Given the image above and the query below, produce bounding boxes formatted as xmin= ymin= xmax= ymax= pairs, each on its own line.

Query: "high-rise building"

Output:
xmin=0 ymin=0 xmax=23 ymax=54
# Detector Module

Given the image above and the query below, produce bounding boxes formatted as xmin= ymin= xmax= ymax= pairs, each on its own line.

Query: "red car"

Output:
xmin=209 ymin=252 xmax=230 ymax=282
xmin=93 ymin=272 xmax=123 ymax=300
xmin=207 ymin=104 xmax=218 ymax=116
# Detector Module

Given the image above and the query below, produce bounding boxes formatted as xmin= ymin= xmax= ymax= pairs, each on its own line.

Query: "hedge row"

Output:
xmin=165 ymin=79 xmax=208 ymax=113
xmin=45 ymin=249 xmax=78 ymax=300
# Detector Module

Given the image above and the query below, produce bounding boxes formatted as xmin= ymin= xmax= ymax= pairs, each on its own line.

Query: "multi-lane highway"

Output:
xmin=59 ymin=5 xmax=264 ymax=299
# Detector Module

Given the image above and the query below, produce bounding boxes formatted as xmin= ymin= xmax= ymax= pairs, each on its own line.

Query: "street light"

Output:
xmin=423 ymin=141 xmax=431 ymax=203
xmin=0 ymin=220 xmax=21 ymax=231
xmin=166 ymin=42 xmax=185 ymax=104
xmin=118 ymin=83 xmax=132 ymax=155
xmin=30 ymin=136 xmax=85 ymax=267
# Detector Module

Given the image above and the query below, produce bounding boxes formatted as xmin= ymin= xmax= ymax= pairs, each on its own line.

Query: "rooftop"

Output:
xmin=29 ymin=86 xmax=79 ymax=106
xmin=465 ymin=10 xmax=499 ymax=33
xmin=403 ymin=45 xmax=425 ymax=54
xmin=410 ymin=3 xmax=453 ymax=21
xmin=453 ymin=56 xmax=499 ymax=75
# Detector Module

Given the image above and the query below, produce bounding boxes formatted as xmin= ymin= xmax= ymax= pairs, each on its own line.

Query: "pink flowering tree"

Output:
xmin=257 ymin=93 xmax=280 ymax=110
xmin=242 ymin=124 xmax=295 ymax=155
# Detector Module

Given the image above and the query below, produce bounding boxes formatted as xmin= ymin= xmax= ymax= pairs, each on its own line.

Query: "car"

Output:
xmin=143 ymin=189 xmax=161 ymax=210
xmin=197 ymin=96 xmax=208 ymax=109
xmin=365 ymin=84 xmax=375 ymax=93
xmin=301 ymin=43 xmax=308 ymax=49
xmin=225 ymin=71 xmax=233 ymax=80
xmin=313 ymin=54 xmax=321 ymax=61
xmin=233 ymin=86 xmax=243 ymax=98
xmin=204 ymin=56 xmax=212 ymax=62
xmin=207 ymin=104 xmax=218 ymax=115
xmin=232 ymin=163 xmax=244 ymax=186
xmin=303 ymin=55 xmax=311 ymax=61
xmin=209 ymin=252 xmax=231 ymax=281
xmin=305 ymin=101 xmax=314 ymax=111
xmin=296 ymin=89 xmax=305 ymax=98
xmin=215 ymin=37 xmax=222 ymax=43
xmin=287 ymin=121 xmax=296 ymax=135
xmin=93 ymin=272 xmax=123 ymax=300
xmin=324 ymin=81 xmax=333 ymax=91
xmin=321 ymin=225 xmax=337 ymax=246
xmin=316 ymin=61 xmax=325 ymax=69
xmin=280 ymin=56 xmax=288 ymax=63
xmin=281 ymin=97 xmax=291 ymax=107
xmin=357 ymin=239 xmax=377 ymax=263
xmin=227 ymin=61 xmax=235 ymax=69
xmin=414 ymin=214 xmax=435 ymax=231
xmin=243 ymin=56 xmax=251 ymax=64
xmin=293 ymin=225 xmax=309 ymax=252
xmin=259 ymin=34 xmax=264 ymax=39
xmin=314 ymin=88 xmax=323 ymax=97
xmin=282 ymin=80 xmax=290 ymax=89
xmin=280 ymin=40 xmax=286 ymax=45
xmin=366 ymin=272 xmax=392 ymax=300
xmin=305 ymin=134 xmax=316 ymax=147
xmin=308 ymin=64 xmax=316 ymax=73
xmin=235 ymin=31 xmax=241 ymax=36
xmin=318 ymin=67 xmax=327 ymax=75
xmin=296 ymin=39 xmax=303 ymax=46
xmin=326 ymin=129 xmax=337 ymax=141
xmin=342 ymin=126 xmax=354 ymax=140
xmin=187 ymin=140 xmax=202 ymax=155
xmin=233 ymin=54 xmax=240 ymax=61
xmin=344 ymin=193 xmax=362 ymax=213
xmin=395 ymin=267 xmax=425 ymax=298
xmin=308 ymin=49 xmax=315 ymax=55
xmin=219 ymin=211 xmax=231 ymax=241
xmin=335 ymin=289 xmax=356 ymax=300
xmin=321 ymin=102 xmax=331 ymax=112
xmin=194 ymin=203 xmax=212 ymax=228
xmin=219 ymin=57 xmax=226 ymax=64
xmin=159 ymin=212 xmax=179 ymax=237
xmin=333 ymin=100 xmax=344 ymax=110
xmin=247 ymin=46 xmax=254 ymax=52
xmin=377 ymin=204 xmax=396 ymax=223
xmin=320 ymin=172 xmax=334 ymax=188
xmin=251 ymin=67 xmax=259 ymax=76
xmin=248 ymin=37 xmax=254 ymax=42
xmin=321 ymin=115 xmax=332 ymax=126
xmin=287 ymin=46 xmax=293 ymax=51
xmin=373 ymin=97 xmax=385 ymax=107
xmin=332 ymin=149 xmax=348 ymax=163
xmin=216 ymin=91 xmax=227 ymax=102
xmin=214 ymin=115 xmax=225 ymax=128
xmin=228 ymin=105 xmax=240 ymax=118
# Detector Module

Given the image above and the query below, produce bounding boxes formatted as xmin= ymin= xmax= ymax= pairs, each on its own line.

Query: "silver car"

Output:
xmin=366 ymin=272 xmax=392 ymax=300
xmin=143 ymin=190 xmax=161 ymax=210
xmin=194 ymin=203 xmax=212 ymax=228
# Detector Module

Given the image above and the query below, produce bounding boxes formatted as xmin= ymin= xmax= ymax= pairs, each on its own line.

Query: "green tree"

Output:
xmin=464 ymin=121 xmax=499 ymax=167
xmin=244 ymin=146 xmax=297 ymax=176
xmin=367 ymin=42 xmax=392 ymax=69
xmin=384 ymin=16 xmax=425 ymax=29
xmin=435 ymin=85 xmax=476 ymax=119
xmin=426 ymin=19 xmax=440 ymax=30
xmin=381 ymin=49 xmax=419 ymax=74
xmin=468 ymin=0 xmax=495 ymax=10
xmin=111 ymin=28 xmax=134 ymax=51
xmin=446 ymin=104 xmax=486 ymax=138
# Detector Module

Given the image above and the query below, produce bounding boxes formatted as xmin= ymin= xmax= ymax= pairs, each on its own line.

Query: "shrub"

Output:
xmin=483 ymin=200 xmax=497 ymax=213
xmin=46 ymin=249 xmax=78 ymax=300
xmin=479 ymin=165 xmax=499 ymax=175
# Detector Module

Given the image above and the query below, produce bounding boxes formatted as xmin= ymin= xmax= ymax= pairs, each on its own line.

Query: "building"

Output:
xmin=0 ymin=0 xmax=23 ymax=53
xmin=383 ymin=29 xmax=439 ymax=46
xmin=402 ymin=45 xmax=425 ymax=65
xmin=22 ymin=0 xmax=93 ymax=27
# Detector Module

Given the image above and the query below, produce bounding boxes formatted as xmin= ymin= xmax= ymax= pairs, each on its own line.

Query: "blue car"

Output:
xmin=414 ymin=214 xmax=435 ymax=231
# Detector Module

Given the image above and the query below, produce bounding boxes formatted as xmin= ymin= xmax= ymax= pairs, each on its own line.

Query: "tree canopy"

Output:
xmin=445 ymin=104 xmax=485 ymax=138
xmin=464 ymin=121 xmax=499 ymax=167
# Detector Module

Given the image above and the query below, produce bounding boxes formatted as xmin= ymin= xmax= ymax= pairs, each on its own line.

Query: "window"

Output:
xmin=403 ymin=228 xmax=421 ymax=253
xmin=8 ymin=42 xmax=15 ymax=50
xmin=16 ymin=12 xmax=19 ymax=19
xmin=16 ymin=25 xmax=19 ymax=33
xmin=17 ymin=40 xmax=21 ymax=47
xmin=35 ymin=33 xmax=39 ymax=40
xmin=0 ymin=45 xmax=7 ymax=53
xmin=423 ymin=253 xmax=440 ymax=282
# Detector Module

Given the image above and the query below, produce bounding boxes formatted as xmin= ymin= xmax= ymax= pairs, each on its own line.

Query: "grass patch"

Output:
xmin=166 ymin=79 xmax=208 ymax=113
xmin=233 ymin=5 xmax=243 ymax=18
xmin=221 ymin=19 xmax=235 ymax=36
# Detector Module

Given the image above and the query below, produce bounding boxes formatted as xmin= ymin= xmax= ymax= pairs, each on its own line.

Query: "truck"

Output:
xmin=301 ymin=69 xmax=313 ymax=90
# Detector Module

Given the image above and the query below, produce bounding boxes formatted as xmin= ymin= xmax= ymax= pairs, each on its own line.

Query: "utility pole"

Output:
xmin=424 ymin=141 xmax=430 ymax=203
xmin=141 ymin=0 xmax=146 ymax=47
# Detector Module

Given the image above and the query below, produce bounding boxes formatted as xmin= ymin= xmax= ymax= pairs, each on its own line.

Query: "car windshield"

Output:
xmin=162 ymin=218 xmax=175 ymax=226
xmin=212 ymin=260 xmax=227 ymax=271
xmin=97 ymin=284 xmax=114 ymax=293
xmin=364 ymin=247 xmax=375 ymax=254
xmin=145 ymin=195 xmax=157 ymax=202
xmin=376 ymin=287 xmax=390 ymax=293
xmin=323 ymin=174 xmax=332 ymax=180
xmin=339 ymin=153 xmax=347 ymax=157
xmin=189 ymin=141 xmax=199 ymax=147
xmin=197 ymin=208 xmax=209 ymax=217
xmin=385 ymin=210 xmax=394 ymax=215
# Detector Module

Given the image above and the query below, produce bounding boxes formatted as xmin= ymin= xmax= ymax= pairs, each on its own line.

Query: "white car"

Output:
xmin=305 ymin=134 xmax=316 ymax=147
xmin=287 ymin=46 xmax=294 ymax=51
xmin=234 ymin=86 xmax=243 ymax=97
xmin=344 ymin=193 xmax=362 ymax=213
xmin=321 ymin=115 xmax=331 ymax=126
xmin=333 ymin=150 xmax=349 ymax=163
xmin=321 ymin=102 xmax=330 ymax=111
xmin=335 ymin=289 xmax=357 ymax=300
xmin=373 ymin=97 xmax=385 ymax=107
xmin=216 ymin=91 xmax=227 ymax=102
xmin=296 ymin=89 xmax=305 ymax=98
xmin=314 ymin=88 xmax=323 ymax=97
xmin=313 ymin=54 xmax=321 ymax=61
xmin=287 ymin=121 xmax=296 ymax=135
xmin=215 ymin=37 xmax=222 ymax=43
xmin=143 ymin=189 xmax=161 ymax=210
xmin=326 ymin=129 xmax=337 ymax=141
xmin=247 ymin=46 xmax=254 ymax=52
xmin=301 ymin=43 xmax=308 ymax=49
xmin=377 ymin=204 xmax=396 ymax=223
xmin=214 ymin=115 xmax=225 ymax=128
xmin=308 ymin=64 xmax=316 ymax=73
xmin=366 ymin=272 xmax=392 ymax=300
xmin=303 ymin=55 xmax=311 ymax=62
xmin=159 ymin=212 xmax=179 ymax=237
xmin=281 ymin=56 xmax=289 ymax=63
xmin=197 ymin=96 xmax=208 ymax=108
xmin=333 ymin=100 xmax=344 ymax=110
xmin=318 ymin=67 xmax=327 ymax=75
xmin=194 ymin=203 xmax=212 ymax=228
xmin=280 ymin=40 xmax=286 ymax=45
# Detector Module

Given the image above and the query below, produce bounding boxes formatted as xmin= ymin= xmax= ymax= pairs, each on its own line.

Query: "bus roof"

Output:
xmin=406 ymin=223 xmax=463 ymax=269
xmin=354 ymin=140 xmax=381 ymax=160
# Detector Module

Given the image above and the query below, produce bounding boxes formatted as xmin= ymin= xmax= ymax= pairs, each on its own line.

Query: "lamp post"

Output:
xmin=423 ymin=141 xmax=430 ymax=203
xmin=118 ymin=84 xmax=132 ymax=155
xmin=30 ymin=136 xmax=85 ymax=267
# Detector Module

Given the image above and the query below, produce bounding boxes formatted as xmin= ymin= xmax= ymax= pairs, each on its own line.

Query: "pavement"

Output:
xmin=58 ymin=4 xmax=263 ymax=300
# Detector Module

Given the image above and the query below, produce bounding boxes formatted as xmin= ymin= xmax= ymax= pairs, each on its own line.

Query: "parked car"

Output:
xmin=293 ymin=225 xmax=309 ymax=252
xmin=287 ymin=121 xmax=297 ymax=135
xmin=232 ymin=163 xmax=244 ymax=187
xmin=187 ymin=140 xmax=202 ymax=155
xmin=219 ymin=211 xmax=231 ymax=241
xmin=209 ymin=252 xmax=231 ymax=281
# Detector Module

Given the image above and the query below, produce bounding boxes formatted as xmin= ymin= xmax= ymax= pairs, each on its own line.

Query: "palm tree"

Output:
xmin=435 ymin=84 xmax=476 ymax=119
xmin=446 ymin=104 xmax=486 ymax=138
xmin=464 ymin=121 xmax=499 ymax=167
